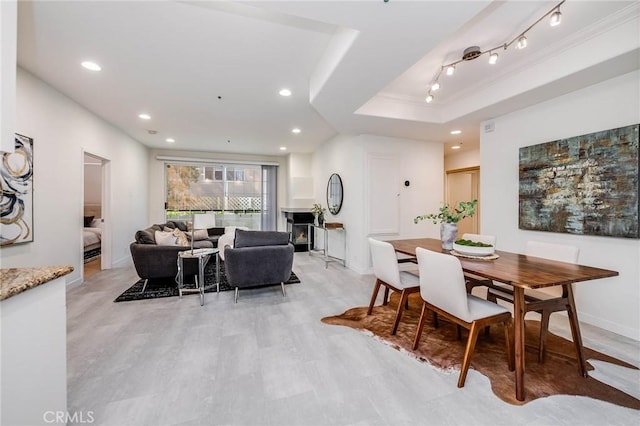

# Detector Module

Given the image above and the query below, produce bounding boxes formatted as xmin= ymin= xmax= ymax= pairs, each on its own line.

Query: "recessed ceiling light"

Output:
xmin=138 ymin=113 xmax=151 ymax=120
xmin=279 ymin=146 xmax=287 ymax=151
xmin=292 ymin=128 xmax=301 ymax=134
xmin=451 ymin=145 xmax=461 ymax=150
xmin=166 ymin=138 xmax=175 ymax=143
xmin=81 ymin=61 xmax=101 ymax=71
xmin=279 ymin=88 xmax=292 ymax=97
xmin=450 ymin=130 xmax=462 ymax=135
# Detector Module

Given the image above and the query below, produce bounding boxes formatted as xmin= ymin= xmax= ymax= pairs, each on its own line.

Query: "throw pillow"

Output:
xmin=155 ymin=230 xmax=179 ymax=246
xmin=83 ymin=216 xmax=94 ymax=227
xmin=135 ymin=228 xmax=156 ymax=244
xmin=172 ymin=228 xmax=190 ymax=247
xmin=186 ymin=229 xmax=209 ymax=241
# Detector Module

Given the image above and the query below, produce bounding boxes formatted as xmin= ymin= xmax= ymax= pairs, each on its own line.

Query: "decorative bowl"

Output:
xmin=452 ymin=242 xmax=495 ymax=257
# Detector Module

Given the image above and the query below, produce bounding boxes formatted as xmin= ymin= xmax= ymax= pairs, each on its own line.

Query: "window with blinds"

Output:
xmin=165 ymin=162 xmax=277 ymax=230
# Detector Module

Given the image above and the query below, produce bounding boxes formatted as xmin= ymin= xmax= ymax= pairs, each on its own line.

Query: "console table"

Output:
xmin=307 ymin=224 xmax=345 ymax=268
xmin=176 ymin=248 xmax=219 ymax=306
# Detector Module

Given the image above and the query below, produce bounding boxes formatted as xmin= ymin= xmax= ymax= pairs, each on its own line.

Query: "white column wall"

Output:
xmin=1 ymin=68 xmax=149 ymax=285
xmin=481 ymin=70 xmax=640 ymax=340
xmin=311 ymin=134 xmax=443 ymax=273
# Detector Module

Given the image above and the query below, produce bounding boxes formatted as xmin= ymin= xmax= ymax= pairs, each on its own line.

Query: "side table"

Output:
xmin=307 ymin=224 xmax=346 ymax=268
xmin=176 ymin=248 xmax=219 ymax=306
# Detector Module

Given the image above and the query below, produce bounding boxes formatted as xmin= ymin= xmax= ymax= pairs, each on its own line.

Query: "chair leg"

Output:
xmin=456 ymin=325 xmax=463 ymax=341
xmin=412 ymin=302 xmax=428 ymax=350
xmin=367 ymin=279 xmax=382 ymax=315
xmin=433 ymin=311 xmax=439 ymax=329
xmin=234 ymin=287 xmax=239 ymax=303
xmin=487 ymin=289 xmax=498 ymax=304
xmin=538 ymin=309 xmax=551 ymax=363
xmin=458 ymin=322 xmax=480 ymax=388
xmin=140 ymin=279 xmax=149 ymax=294
xmin=391 ymin=289 xmax=409 ymax=335
xmin=383 ymin=287 xmax=390 ymax=306
xmin=281 ymin=282 xmax=286 ymax=297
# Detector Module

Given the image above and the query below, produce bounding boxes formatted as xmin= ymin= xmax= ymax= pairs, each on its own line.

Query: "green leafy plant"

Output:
xmin=311 ymin=203 xmax=326 ymax=217
xmin=455 ymin=238 xmax=493 ymax=247
xmin=414 ymin=200 xmax=478 ymax=224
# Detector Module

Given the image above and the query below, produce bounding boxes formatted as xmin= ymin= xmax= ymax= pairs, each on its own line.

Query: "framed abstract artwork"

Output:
xmin=0 ymin=134 xmax=34 ymax=246
xmin=519 ymin=124 xmax=639 ymax=238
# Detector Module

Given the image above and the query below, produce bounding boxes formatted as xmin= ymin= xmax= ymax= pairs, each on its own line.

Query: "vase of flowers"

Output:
xmin=311 ymin=203 xmax=326 ymax=227
xmin=414 ymin=200 xmax=477 ymax=250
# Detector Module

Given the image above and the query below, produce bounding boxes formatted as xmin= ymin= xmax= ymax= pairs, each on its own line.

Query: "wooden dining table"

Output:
xmin=387 ymin=238 xmax=619 ymax=401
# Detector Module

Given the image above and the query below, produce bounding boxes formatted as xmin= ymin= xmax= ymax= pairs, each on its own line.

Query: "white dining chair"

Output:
xmin=367 ymin=238 xmax=420 ymax=335
xmin=487 ymin=241 xmax=580 ymax=363
xmin=413 ymin=247 xmax=513 ymax=388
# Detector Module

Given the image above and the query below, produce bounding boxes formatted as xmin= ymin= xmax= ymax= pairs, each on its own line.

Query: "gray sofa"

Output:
xmin=129 ymin=220 xmax=225 ymax=290
xmin=224 ymin=229 xmax=294 ymax=302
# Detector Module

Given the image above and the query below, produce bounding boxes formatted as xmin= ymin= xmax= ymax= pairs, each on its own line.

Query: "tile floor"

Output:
xmin=66 ymin=253 xmax=640 ymax=425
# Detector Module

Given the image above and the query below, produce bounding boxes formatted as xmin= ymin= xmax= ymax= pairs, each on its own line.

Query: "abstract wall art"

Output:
xmin=0 ymin=134 xmax=34 ymax=246
xmin=519 ymin=124 xmax=639 ymax=238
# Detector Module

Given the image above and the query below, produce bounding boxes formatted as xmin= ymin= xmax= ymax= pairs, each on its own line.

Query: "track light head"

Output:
xmin=550 ymin=9 xmax=562 ymax=26
xmin=446 ymin=65 xmax=455 ymax=76
xmin=425 ymin=94 xmax=434 ymax=103
xmin=431 ymin=82 xmax=440 ymax=91
xmin=516 ymin=35 xmax=528 ymax=49
xmin=489 ymin=52 xmax=498 ymax=65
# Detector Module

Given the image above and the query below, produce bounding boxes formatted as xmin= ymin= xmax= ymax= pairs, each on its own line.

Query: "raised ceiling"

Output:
xmin=17 ymin=1 xmax=639 ymax=156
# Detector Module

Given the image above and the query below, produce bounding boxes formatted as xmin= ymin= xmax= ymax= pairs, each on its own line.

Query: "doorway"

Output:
xmin=446 ymin=167 xmax=480 ymax=236
xmin=82 ymin=152 xmax=111 ymax=280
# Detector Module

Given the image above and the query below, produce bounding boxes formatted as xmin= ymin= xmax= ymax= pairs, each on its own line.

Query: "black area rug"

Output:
xmin=84 ymin=247 xmax=101 ymax=263
xmin=114 ymin=262 xmax=300 ymax=302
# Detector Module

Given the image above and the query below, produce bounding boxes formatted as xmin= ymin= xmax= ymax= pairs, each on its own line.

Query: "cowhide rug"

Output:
xmin=322 ymin=293 xmax=640 ymax=409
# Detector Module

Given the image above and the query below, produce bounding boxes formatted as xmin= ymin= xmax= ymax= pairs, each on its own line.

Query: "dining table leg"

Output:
xmin=565 ymin=283 xmax=588 ymax=377
xmin=513 ymin=286 xmax=526 ymax=401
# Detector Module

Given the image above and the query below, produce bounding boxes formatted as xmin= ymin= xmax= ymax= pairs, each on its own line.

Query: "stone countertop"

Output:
xmin=0 ymin=266 xmax=74 ymax=301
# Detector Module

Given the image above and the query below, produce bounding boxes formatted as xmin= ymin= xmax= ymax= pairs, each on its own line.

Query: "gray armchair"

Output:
xmin=224 ymin=230 xmax=294 ymax=303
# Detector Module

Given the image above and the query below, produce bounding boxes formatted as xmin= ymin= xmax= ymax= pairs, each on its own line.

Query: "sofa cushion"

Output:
xmin=155 ymin=230 xmax=181 ymax=246
xmin=186 ymin=229 xmax=209 ymax=241
xmin=167 ymin=220 xmax=188 ymax=232
xmin=173 ymin=228 xmax=190 ymax=247
xmin=135 ymin=228 xmax=156 ymax=244
xmin=234 ymin=230 xmax=290 ymax=248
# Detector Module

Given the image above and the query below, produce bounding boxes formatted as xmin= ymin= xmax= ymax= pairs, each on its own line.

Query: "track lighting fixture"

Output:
xmin=424 ymin=0 xmax=564 ymax=100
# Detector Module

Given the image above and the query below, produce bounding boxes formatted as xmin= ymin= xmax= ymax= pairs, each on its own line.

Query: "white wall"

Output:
xmin=1 ymin=68 xmax=149 ymax=285
xmin=83 ymin=163 xmax=102 ymax=206
xmin=147 ymin=148 xmax=289 ymax=231
xmin=311 ymin=134 xmax=443 ymax=273
xmin=444 ymin=148 xmax=479 ymax=172
xmin=481 ymin=70 xmax=640 ymax=340
xmin=287 ymin=153 xmax=314 ymax=208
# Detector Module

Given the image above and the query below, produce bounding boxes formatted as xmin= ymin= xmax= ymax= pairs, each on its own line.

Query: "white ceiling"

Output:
xmin=17 ymin=1 xmax=640 ymax=157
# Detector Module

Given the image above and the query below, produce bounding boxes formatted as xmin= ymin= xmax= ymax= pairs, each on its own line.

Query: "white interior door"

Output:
xmin=446 ymin=168 xmax=479 ymax=236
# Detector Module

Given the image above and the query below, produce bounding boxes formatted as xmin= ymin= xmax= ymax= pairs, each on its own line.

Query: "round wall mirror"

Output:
xmin=326 ymin=173 xmax=343 ymax=215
